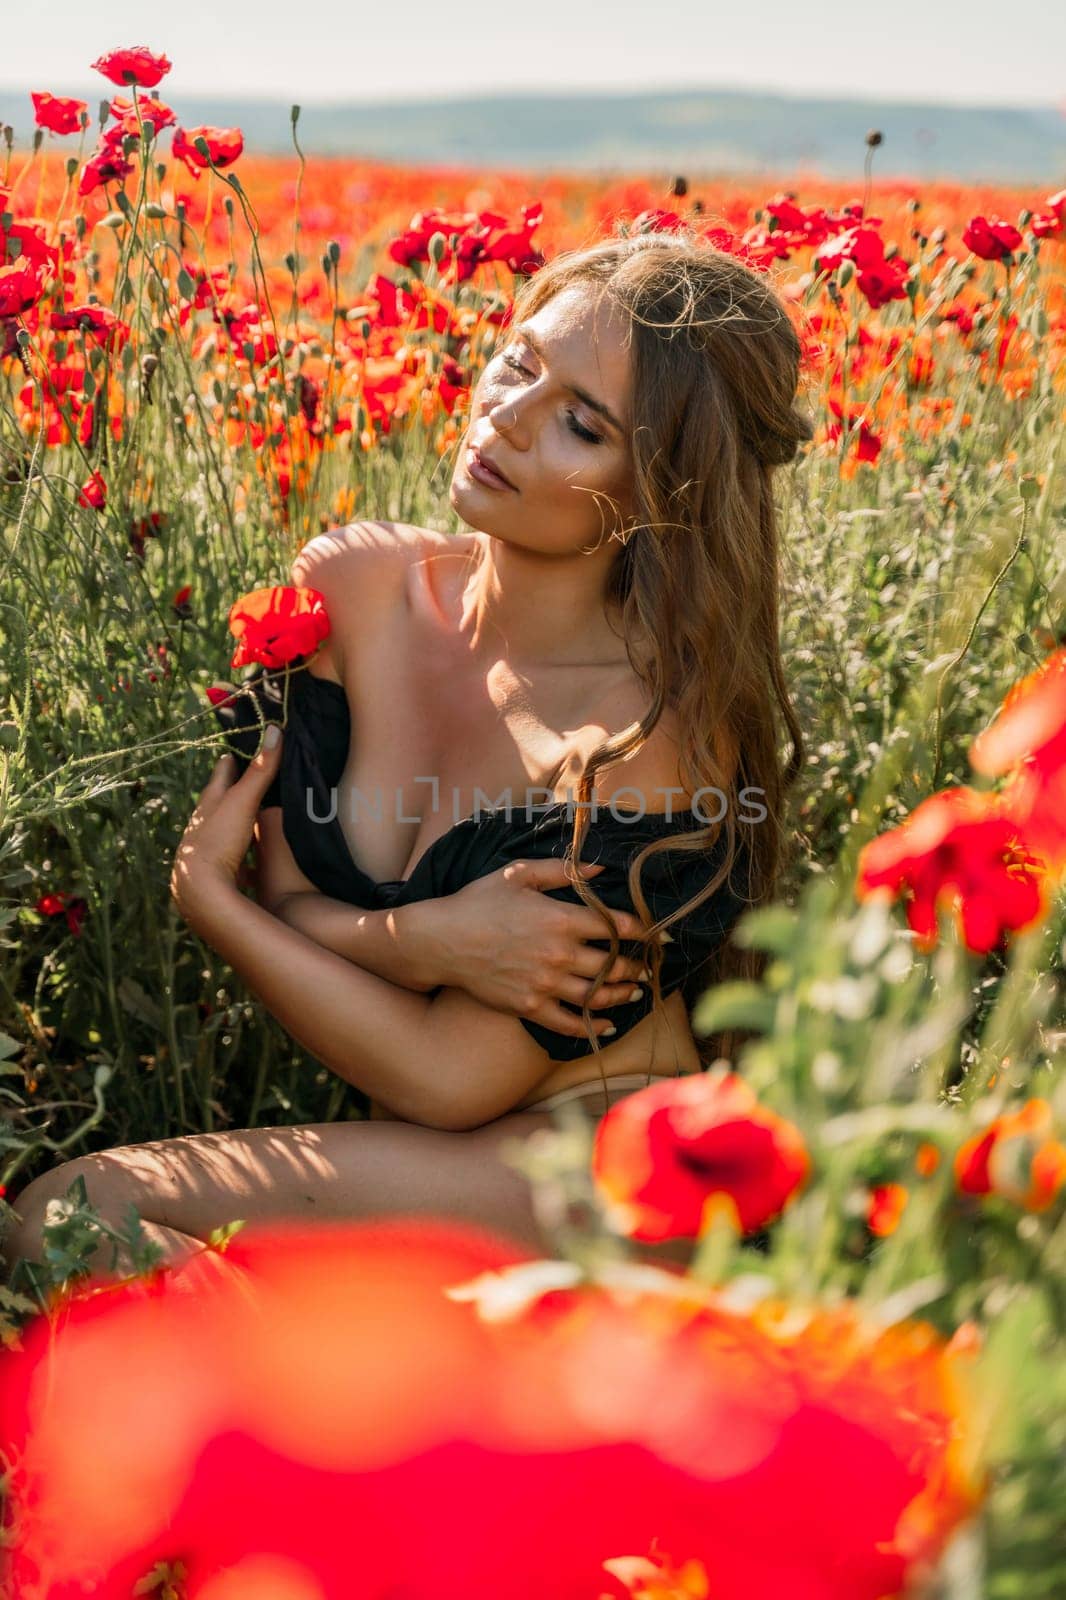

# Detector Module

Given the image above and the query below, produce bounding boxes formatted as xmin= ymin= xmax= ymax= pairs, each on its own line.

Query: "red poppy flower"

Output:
xmin=108 ymin=93 xmax=177 ymax=136
xmin=173 ymin=584 xmax=194 ymax=619
xmin=1030 ymin=188 xmax=1066 ymax=241
xmin=0 ymin=1219 xmax=980 ymax=1599
xmin=77 ymin=471 xmax=107 ymax=511
xmin=855 ymin=787 xmax=1048 ymax=953
xmin=591 ymin=1070 xmax=810 ymax=1241
xmin=867 ymin=1183 xmax=909 ymax=1238
xmin=961 ymin=215 xmax=1023 ymax=262
xmin=632 ymin=208 xmax=686 ymax=234
xmin=34 ymin=890 xmax=88 ymax=938
xmin=969 ymin=647 xmax=1066 ymax=872
xmin=31 ymin=91 xmax=88 ymax=135
xmin=813 ymin=222 xmax=888 ymax=275
xmin=0 ymin=259 xmax=47 ymax=319
xmin=171 ymin=125 xmax=244 ymax=177
xmin=856 ymin=253 xmax=911 ymax=310
xmin=78 ymin=144 xmax=136 ymax=196
xmin=826 ymin=398 xmax=882 ymax=463
xmin=955 ymin=1099 xmax=1066 ymax=1212
xmin=90 ymin=47 xmax=172 ymax=89
xmin=228 ymin=585 xmax=330 ymax=671
xmin=52 ymin=304 xmax=130 ymax=352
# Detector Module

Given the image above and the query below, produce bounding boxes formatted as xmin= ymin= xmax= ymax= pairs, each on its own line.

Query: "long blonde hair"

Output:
xmin=477 ymin=227 xmax=812 ymax=1088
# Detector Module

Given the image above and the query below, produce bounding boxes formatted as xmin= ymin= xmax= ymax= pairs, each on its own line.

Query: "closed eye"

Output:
xmin=500 ymin=351 xmax=604 ymax=445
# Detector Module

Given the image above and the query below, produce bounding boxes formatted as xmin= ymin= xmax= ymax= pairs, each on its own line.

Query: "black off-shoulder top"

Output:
xmin=213 ymin=661 xmax=752 ymax=1061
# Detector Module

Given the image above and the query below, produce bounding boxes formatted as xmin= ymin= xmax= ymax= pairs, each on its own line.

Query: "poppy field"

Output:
xmin=0 ymin=45 xmax=1065 ymax=1599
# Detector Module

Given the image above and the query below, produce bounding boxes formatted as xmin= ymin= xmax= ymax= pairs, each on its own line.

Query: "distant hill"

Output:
xmin=3 ymin=83 xmax=1065 ymax=184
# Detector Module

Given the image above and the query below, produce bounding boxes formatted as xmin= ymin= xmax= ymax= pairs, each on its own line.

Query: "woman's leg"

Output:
xmin=1 ymin=1108 xmax=562 ymax=1284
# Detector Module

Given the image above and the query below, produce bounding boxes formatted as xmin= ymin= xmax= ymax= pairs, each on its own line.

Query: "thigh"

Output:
xmin=59 ymin=1108 xmax=563 ymax=1255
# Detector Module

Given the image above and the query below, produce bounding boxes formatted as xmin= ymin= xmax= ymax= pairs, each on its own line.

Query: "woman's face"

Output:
xmin=449 ymin=282 xmax=636 ymax=556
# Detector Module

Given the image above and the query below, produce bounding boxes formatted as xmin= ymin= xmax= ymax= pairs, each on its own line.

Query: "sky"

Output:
xmin=4 ymin=0 xmax=1065 ymax=108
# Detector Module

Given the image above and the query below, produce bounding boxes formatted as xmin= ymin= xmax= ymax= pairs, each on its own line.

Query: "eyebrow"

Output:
xmin=512 ymin=322 xmax=627 ymax=436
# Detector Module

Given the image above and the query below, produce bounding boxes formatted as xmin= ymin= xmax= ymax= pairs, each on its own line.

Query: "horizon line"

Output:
xmin=0 ymin=77 xmax=1060 ymax=116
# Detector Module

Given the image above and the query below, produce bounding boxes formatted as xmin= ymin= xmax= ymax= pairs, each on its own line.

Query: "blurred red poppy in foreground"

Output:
xmin=591 ymin=1071 xmax=809 ymax=1241
xmin=855 ymin=786 xmax=1047 ymax=953
xmin=955 ymin=1098 xmax=1066 ymax=1212
xmin=227 ymin=584 xmax=330 ymax=670
xmin=0 ymin=1219 xmax=980 ymax=1600
xmin=970 ymin=645 xmax=1066 ymax=873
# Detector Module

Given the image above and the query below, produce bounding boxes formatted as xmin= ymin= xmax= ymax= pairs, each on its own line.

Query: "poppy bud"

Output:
xmin=669 ymin=175 xmax=688 ymax=197
xmin=291 ymin=104 xmax=301 ymax=125
xmin=328 ymin=239 xmax=341 ymax=265
xmin=146 ymin=202 xmax=167 ymax=219
xmin=866 ymin=129 xmax=883 ymax=147
xmin=102 ymin=211 xmax=126 ymax=230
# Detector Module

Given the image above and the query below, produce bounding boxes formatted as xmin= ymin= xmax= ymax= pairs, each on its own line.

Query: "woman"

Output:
xmin=2 ymin=228 xmax=811 ymax=1284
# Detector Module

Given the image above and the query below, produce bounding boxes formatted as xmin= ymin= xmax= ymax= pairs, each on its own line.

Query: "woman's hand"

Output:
xmin=171 ymin=728 xmax=284 ymax=930
xmin=427 ymin=858 xmax=659 ymax=1041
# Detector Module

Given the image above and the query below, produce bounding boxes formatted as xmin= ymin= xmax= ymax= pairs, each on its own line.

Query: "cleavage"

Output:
xmin=335 ymin=661 xmax=582 ymax=886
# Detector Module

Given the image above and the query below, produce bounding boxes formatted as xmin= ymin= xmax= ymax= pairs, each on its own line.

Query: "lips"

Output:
xmin=469 ymin=442 xmax=517 ymax=491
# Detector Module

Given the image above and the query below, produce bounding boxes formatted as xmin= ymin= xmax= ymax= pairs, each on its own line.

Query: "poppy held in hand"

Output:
xmin=89 ymin=47 xmax=172 ymax=89
xmin=591 ymin=1069 xmax=810 ymax=1242
xmin=227 ymin=585 xmax=330 ymax=671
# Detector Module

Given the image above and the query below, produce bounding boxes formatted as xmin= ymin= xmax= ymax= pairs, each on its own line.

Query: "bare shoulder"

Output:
xmin=292 ymin=520 xmax=480 ymax=594
xmin=292 ymin=519 xmax=435 ymax=585
xmin=290 ymin=522 xmax=457 ymax=682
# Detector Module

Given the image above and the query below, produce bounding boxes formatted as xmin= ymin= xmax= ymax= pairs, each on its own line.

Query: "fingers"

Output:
xmin=202 ymin=752 xmax=237 ymax=792
xmin=568 ymin=948 xmax=650 ymax=985
xmin=557 ymin=975 xmax=646 ymax=1011
xmin=509 ymin=857 xmax=669 ymax=946
xmin=510 ymin=857 xmax=606 ymax=888
xmin=527 ymin=1001 xmax=620 ymax=1040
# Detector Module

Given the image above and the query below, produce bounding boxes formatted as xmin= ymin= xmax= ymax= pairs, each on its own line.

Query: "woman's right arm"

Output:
xmin=271 ymin=860 xmax=655 ymax=1042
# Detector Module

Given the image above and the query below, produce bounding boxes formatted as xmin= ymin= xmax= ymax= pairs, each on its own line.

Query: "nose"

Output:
xmin=488 ymin=394 xmax=525 ymax=442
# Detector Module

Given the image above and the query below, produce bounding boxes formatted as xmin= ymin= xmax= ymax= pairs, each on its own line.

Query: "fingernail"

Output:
xmin=602 ymin=1024 xmax=617 ymax=1037
xmin=638 ymin=966 xmax=651 ymax=982
xmin=660 ymin=931 xmax=674 ymax=945
xmin=628 ymin=986 xmax=644 ymax=1002
xmin=264 ymin=724 xmax=281 ymax=749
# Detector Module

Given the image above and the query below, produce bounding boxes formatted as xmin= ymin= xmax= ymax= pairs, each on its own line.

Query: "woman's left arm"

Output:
xmin=172 ymin=736 xmax=552 ymax=1130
